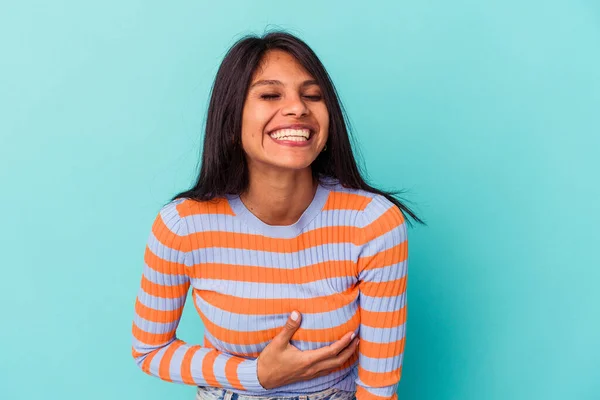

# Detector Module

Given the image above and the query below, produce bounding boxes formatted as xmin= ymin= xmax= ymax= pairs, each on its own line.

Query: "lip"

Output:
xmin=266 ymin=123 xmax=317 ymax=137
xmin=268 ymin=133 xmax=314 ymax=147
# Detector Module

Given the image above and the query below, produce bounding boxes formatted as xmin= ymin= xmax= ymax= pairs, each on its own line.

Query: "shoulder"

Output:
xmin=150 ymin=197 xmax=232 ymax=255
xmin=148 ymin=198 xmax=190 ymax=247
xmin=158 ymin=197 xmax=233 ymax=225
xmin=321 ymin=178 xmax=405 ymax=229
xmin=152 ymin=196 xmax=235 ymax=240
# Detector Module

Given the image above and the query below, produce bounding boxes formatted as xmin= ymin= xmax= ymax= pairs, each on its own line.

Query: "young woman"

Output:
xmin=131 ymin=30 xmax=423 ymax=400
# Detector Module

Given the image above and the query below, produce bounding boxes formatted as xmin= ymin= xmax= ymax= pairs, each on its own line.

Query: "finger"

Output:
xmin=302 ymin=332 xmax=354 ymax=363
xmin=309 ymin=339 xmax=359 ymax=379
xmin=310 ymin=337 xmax=359 ymax=374
xmin=303 ymin=332 xmax=357 ymax=364
xmin=274 ymin=311 xmax=302 ymax=346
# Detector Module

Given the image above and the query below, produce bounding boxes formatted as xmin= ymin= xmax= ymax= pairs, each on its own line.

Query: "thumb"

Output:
xmin=277 ymin=310 xmax=302 ymax=343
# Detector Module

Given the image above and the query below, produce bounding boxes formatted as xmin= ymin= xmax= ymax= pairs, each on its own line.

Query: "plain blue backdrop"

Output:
xmin=1 ymin=1 xmax=599 ymax=399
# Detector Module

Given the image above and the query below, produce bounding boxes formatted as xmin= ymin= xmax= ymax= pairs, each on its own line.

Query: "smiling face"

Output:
xmin=241 ymin=49 xmax=329 ymax=173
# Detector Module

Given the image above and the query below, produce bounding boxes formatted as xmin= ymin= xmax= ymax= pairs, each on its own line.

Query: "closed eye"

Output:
xmin=260 ymin=94 xmax=323 ymax=101
xmin=261 ymin=94 xmax=280 ymax=100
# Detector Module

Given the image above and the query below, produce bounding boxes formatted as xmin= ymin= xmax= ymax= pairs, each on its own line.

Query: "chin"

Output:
xmin=268 ymin=158 xmax=315 ymax=171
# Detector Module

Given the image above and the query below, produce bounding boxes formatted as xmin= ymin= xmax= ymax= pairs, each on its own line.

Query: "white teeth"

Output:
xmin=269 ymin=128 xmax=311 ymax=140
xmin=277 ymin=136 xmax=307 ymax=142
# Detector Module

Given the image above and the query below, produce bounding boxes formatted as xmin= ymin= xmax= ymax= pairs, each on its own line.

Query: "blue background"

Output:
xmin=1 ymin=1 xmax=599 ymax=399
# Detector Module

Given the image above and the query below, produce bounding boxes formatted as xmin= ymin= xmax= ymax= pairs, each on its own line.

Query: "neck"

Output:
xmin=240 ymin=166 xmax=317 ymax=226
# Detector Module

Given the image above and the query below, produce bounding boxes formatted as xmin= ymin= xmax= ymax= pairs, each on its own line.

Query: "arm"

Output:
xmin=355 ymin=198 xmax=408 ymax=400
xmin=131 ymin=200 xmax=268 ymax=392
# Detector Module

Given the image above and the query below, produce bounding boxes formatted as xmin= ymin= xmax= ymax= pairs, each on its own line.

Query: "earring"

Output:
xmin=322 ymin=144 xmax=327 ymax=152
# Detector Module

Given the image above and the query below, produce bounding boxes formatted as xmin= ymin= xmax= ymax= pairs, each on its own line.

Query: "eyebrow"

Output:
xmin=249 ymin=79 xmax=319 ymax=89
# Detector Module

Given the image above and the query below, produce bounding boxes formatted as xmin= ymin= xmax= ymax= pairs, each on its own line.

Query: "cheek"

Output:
xmin=316 ymin=107 xmax=330 ymax=136
xmin=242 ymin=104 xmax=271 ymax=137
xmin=241 ymin=109 xmax=259 ymax=142
xmin=241 ymin=105 xmax=272 ymax=154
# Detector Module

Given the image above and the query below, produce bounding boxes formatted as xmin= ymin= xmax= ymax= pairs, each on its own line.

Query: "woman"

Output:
xmin=131 ymin=31 xmax=423 ymax=400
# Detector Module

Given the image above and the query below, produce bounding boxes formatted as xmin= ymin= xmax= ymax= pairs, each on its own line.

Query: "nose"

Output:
xmin=281 ymin=93 xmax=309 ymax=117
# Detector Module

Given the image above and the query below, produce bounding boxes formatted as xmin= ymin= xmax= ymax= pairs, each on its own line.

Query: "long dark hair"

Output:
xmin=171 ymin=30 xmax=424 ymax=226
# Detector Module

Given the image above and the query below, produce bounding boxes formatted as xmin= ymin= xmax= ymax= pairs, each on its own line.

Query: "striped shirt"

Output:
xmin=131 ymin=177 xmax=408 ymax=400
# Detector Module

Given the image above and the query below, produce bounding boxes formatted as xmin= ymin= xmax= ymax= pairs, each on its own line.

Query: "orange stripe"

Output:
xmin=360 ymin=306 xmax=406 ymax=328
xmin=180 ymin=226 xmax=361 ymax=252
xmin=224 ymin=357 xmax=246 ymax=390
xmin=178 ymin=191 xmax=372 ymax=215
xmin=141 ymin=349 xmax=159 ymax=374
xmin=357 ymin=241 xmax=407 ymax=273
xmin=194 ymin=300 xmax=361 ymax=345
xmin=190 ymin=260 xmax=355 ymax=283
xmin=155 ymin=206 xmax=403 ymax=253
xmin=132 ymin=347 xmax=145 ymax=359
xmin=141 ymin=275 xmax=189 ymax=299
xmin=177 ymin=198 xmax=235 ymax=217
xmin=132 ymin=322 xmax=175 ymax=345
xmin=158 ymin=340 xmax=185 ymax=381
xmin=154 ymin=202 xmax=403 ymax=257
xmin=135 ymin=298 xmax=183 ymax=324
xmin=323 ymin=192 xmax=372 ymax=211
xmin=201 ymin=349 xmax=220 ymax=386
xmin=360 ymin=276 xmax=407 ymax=298
xmin=194 ymin=287 xmax=357 ymax=315
xmin=356 ymin=386 xmax=398 ymax=400
xmin=204 ymin=330 xmax=258 ymax=357
xmin=360 ymin=337 xmax=405 ymax=358
xmin=144 ymin=245 xmax=187 ymax=275
xmin=358 ymin=366 xmax=402 ymax=387
xmin=180 ymin=345 xmax=201 ymax=384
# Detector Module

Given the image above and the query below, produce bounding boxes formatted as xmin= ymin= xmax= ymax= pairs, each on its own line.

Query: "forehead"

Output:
xmin=251 ymin=50 xmax=314 ymax=82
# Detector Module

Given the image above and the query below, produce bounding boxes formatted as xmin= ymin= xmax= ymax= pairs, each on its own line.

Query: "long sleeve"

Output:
xmin=355 ymin=198 xmax=408 ymax=400
xmin=131 ymin=201 xmax=268 ymax=392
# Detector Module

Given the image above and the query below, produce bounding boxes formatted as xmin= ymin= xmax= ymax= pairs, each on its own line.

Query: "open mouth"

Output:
xmin=268 ymin=128 xmax=314 ymax=143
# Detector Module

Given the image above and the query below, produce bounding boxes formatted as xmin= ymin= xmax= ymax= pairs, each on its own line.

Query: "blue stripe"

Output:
xmin=183 ymin=209 xmax=383 ymax=234
xmin=360 ymin=292 xmax=406 ymax=312
xmin=137 ymin=288 xmax=187 ymax=311
xmin=167 ymin=344 xmax=190 ymax=382
xmin=132 ymin=337 xmax=165 ymax=354
xmin=147 ymin=345 xmax=169 ymax=374
xmin=202 ymin=329 xmax=360 ymax=354
xmin=359 ymin=224 xmax=407 ymax=257
xmin=143 ymin=263 xmax=189 ymax=286
xmin=212 ymin=353 xmax=234 ymax=387
xmin=133 ymin=313 xmax=178 ymax=334
xmin=355 ymin=381 xmax=396 ymax=397
xmin=360 ymin=323 xmax=406 ymax=343
xmin=189 ymin=242 xmax=361 ymax=268
xmin=359 ymin=352 xmax=404 ymax=372
xmin=359 ymin=261 xmax=407 ymax=283
xmin=147 ymin=233 xmax=189 ymax=264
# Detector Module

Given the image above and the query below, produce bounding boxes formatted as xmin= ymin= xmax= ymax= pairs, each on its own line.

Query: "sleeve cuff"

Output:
xmin=238 ymin=358 xmax=269 ymax=393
